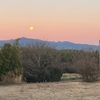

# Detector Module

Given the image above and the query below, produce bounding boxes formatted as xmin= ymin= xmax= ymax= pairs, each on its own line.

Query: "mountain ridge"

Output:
xmin=0 ymin=37 xmax=99 ymax=50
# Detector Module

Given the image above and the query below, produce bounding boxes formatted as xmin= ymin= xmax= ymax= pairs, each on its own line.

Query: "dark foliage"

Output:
xmin=0 ymin=39 xmax=22 ymax=83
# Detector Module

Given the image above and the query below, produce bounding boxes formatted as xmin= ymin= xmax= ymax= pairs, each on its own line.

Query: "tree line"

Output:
xmin=0 ymin=39 xmax=99 ymax=83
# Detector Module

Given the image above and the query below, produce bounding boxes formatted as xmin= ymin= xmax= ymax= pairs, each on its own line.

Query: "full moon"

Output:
xmin=30 ymin=26 xmax=33 ymax=30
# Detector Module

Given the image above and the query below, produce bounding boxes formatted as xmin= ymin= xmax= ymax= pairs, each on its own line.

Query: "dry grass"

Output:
xmin=0 ymin=80 xmax=100 ymax=100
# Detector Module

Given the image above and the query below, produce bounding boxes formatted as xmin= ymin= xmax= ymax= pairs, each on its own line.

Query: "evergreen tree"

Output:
xmin=0 ymin=39 xmax=22 ymax=83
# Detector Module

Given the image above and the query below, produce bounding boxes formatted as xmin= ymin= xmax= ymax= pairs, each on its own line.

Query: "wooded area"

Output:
xmin=0 ymin=39 xmax=99 ymax=83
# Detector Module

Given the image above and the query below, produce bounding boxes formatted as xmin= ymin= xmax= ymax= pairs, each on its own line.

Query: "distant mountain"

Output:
xmin=0 ymin=37 xmax=99 ymax=50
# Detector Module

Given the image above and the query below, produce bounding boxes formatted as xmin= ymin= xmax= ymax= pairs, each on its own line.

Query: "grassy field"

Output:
xmin=0 ymin=74 xmax=100 ymax=100
xmin=61 ymin=73 xmax=82 ymax=80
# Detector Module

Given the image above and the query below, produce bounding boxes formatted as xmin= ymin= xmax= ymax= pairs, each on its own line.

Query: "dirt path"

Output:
xmin=0 ymin=81 xmax=100 ymax=100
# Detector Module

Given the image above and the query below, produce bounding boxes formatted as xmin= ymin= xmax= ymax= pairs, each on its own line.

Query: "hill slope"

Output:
xmin=0 ymin=37 xmax=98 ymax=50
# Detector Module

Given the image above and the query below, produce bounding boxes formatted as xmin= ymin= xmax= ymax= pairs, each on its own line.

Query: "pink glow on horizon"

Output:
xmin=0 ymin=0 xmax=100 ymax=45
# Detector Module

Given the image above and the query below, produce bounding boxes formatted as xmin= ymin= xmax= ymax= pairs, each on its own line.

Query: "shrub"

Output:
xmin=75 ymin=49 xmax=99 ymax=82
xmin=46 ymin=67 xmax=63 ymax=82
xmin=22 ymin=42 xmax=63 ymax=83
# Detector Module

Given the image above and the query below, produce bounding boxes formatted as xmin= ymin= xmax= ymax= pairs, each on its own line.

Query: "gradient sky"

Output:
xmin=0 ymin=0 xmax=100 ymax=45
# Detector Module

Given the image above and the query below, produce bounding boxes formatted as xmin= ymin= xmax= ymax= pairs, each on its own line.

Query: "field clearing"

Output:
xmin=61 ymin=73 xmax=82 ymax=80
xmin=0 ymin=80 xmax=100 ymax=100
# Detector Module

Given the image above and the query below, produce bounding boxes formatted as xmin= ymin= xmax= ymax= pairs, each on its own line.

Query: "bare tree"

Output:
xmin=22 ymin=42 xmax=63 ymax=82
xmin=74 ymin=49 xmax=99 ymax=82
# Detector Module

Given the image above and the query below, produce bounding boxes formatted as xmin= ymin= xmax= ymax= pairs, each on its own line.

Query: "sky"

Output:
xmin=0 ymin=0 xmax=100 ymax=45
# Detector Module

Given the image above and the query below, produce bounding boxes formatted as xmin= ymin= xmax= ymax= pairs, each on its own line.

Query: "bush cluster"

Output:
xmin=0 ymin=39 xmax=22 ymax=83
xmin=60 ymin=48 xmax=99 ymax=82
xmin=0 ymin=39 xmax=99 ymax=83
xmin=22 ymin=42 xmax=63 ymax=82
